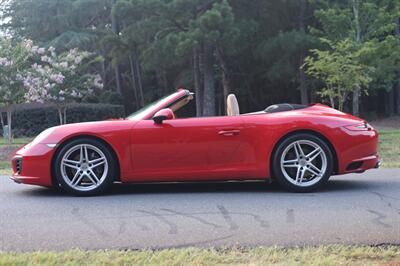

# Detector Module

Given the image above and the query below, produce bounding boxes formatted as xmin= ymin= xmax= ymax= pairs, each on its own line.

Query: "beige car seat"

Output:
xmin=226 ymin=94 xmax=240 ymax=116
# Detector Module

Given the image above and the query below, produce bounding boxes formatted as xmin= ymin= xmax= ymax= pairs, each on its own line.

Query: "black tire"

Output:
xmin=53 ymin=138 xmax=116 ymax=196
xmin=272 ymin=133 xmax=333 ymax=192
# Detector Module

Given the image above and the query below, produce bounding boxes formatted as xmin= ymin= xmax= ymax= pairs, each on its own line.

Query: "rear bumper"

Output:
xmin=342 ymin=154 xmax=380 ymax=174
xmin=335 ymin=127 xmax=379 ymax=174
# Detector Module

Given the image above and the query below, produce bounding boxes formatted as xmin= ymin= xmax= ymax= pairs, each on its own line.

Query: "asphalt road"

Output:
xmin=0 ymin=169 xmax=399 ymax=252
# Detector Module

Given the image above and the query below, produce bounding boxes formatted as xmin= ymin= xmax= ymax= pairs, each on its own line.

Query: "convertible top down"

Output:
xmin=11 ymin=89 xmax=379 ymax=195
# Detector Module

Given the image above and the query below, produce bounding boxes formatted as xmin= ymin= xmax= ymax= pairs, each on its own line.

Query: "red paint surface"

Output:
xmin=12 ymin=90 xmax=379 ymax=187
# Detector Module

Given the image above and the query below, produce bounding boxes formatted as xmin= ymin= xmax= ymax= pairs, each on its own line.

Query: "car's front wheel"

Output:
xmin=272 ymin=133 xmax=333 ymax=192
xmin=54 ymin=138 xmax=116 ymax=196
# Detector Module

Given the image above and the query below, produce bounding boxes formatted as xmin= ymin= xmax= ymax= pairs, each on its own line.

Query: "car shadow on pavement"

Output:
xmin=18 ymin=178 xmax=381 ymax=197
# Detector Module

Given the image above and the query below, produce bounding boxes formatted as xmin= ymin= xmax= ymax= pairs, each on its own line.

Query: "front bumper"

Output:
xmin=11 ymin=143 xmax=56 ymax=187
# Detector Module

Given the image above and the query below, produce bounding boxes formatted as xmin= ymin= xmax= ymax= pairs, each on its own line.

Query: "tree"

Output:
xmin=311 ymin=0 xmax=400 ymax=115
xmin=22 ymin=47 xmax=103 ymax=124
xmin=0 ymin=38 xmax=33 ymax=143
xmin=305 ymin=39 xmax=373 ymax=111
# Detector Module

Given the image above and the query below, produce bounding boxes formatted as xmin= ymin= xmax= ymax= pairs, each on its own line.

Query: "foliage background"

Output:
xmin=0 ymin=103 xmax=124 ymax=137
xmin=0 ymin=0 xmax=399 ymax=138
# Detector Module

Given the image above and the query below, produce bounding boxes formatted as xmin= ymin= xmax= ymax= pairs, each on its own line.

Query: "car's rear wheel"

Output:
xmin=54 ymin=138 xmax=116 ymax=196
xmin=272 ymin=133 xmax=333 ymax=192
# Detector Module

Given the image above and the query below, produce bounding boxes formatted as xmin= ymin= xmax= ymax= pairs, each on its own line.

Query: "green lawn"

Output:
xmin=0 ymin=161 xmax=11 ymax=175
xmin=0 ymin=245 xmax=399 ymax=266
xmin=378 ymin=130 xmax=400 ymax=168
xmin=0 ymin=138 xmax=31 ymax=146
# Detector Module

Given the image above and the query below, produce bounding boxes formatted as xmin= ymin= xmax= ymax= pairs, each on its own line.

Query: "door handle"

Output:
xmin=218 ymin=130 xmax=240 ymax=136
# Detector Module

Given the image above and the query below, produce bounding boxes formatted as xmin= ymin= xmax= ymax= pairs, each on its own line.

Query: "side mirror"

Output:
xmin=153 ymin=108 xmax=175 ymax=124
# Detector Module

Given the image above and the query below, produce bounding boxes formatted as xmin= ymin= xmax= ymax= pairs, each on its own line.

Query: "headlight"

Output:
xmin=31 ymin=127 xmax=55 ymax=145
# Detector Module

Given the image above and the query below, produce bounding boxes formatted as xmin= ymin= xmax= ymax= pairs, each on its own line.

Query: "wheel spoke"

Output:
xmin=84 ymin=145 xmax=89 ymax=161
xmin=72 ymin=172 xmax=84 ymax=186
xmin=308 ymin=149 xmax=322 ymax=162
xmin=64 ymin=159 xmax=80 ymax=165
xmin=63 ymin=161 xmax=80 ymax=170
xmin=306 ymin=147 xmax=321 ymax=160
xmin=295 ymin=167 xmax=305 ymax=184
xmin=91 ymin=159 xmax=106 ymax=169
xmin=87 ymin=169 xmax=100 ymax=184
xmin=79 ymin=145 xmax=84 ymax=162
xmin=89 ymin=157 xmax=105 ymax=164
xmin=307 ymin=163 xmax=322 ymax=177
xmin=294 ymin=142 xmax=305 ymax=158
xmin=283 ymin=159 xmax=298 ymax=168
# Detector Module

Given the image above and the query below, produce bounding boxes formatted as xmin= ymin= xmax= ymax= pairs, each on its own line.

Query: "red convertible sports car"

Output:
xmin=11 ymin=89 xmax=379 ymax=195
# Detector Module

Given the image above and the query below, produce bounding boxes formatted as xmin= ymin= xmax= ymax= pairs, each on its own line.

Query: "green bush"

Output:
xmin=2 ymin=103 xmax=125 ymax=137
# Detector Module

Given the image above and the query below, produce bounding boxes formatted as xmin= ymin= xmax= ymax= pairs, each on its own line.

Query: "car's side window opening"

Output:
xmin=171 ymin=95 xmax=197 ymax=119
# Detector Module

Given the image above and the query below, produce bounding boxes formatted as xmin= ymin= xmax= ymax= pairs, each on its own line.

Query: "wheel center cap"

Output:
xmin=299 ymin=159 xmax=307 ymax=166
xmin=81 ymin=163 xmax=89 ymax=170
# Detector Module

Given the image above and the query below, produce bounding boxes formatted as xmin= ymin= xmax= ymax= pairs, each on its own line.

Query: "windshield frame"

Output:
xmin=126 ymin=90 xmax=190 ymax=120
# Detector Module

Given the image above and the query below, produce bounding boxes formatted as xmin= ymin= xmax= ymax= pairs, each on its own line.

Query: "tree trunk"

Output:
xmin=385 ymin=89 xmax=395 ymax=116
xmin=58 ymin=108 xmax=63 ymax=125
xmin=132 ymin=50 xmax=145 ymax=107
xmin=0 ymin=111 xmax=4 ymax=135
xmin=329 ymin=96 xmax=335 ymax=109
xmin=63 ymin=106 xmax=67 ymax=124
xmin=6 ymin=107 xmax=12 ymax=144
xmin=352 ymin=0 xmax=361 ymax=116
xmin=202 ymin=42 xmax=216 ymax=117
xmin=129 ymin=55 xmax=139 ymax=108
xmin=396 ymin=74 xmax=400 ymax=115
xmin=298 ymin=0 xmax=308 ymax=104
xmin=111 ymin=0 xmax=122 ymax=96
xmin=193 ymin=47 xmax=203 ymax=117
xmin=216 ymin=45 xmax=232 ymax=114
xmin=395 ymin=17 xmax=400 ymax=114
xmin=111 ymin=0 xmax=135 ymax=113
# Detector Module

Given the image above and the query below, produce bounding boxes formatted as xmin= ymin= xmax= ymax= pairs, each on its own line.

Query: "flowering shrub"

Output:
xmin=0 ymin=37 xmax=104 ymax=142
xmin=22 ymin=45 xmax=103 ymax=110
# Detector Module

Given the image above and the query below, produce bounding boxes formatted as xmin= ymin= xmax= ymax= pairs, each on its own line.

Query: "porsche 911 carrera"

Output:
xmin=11 ymin=89 xmax=379 ymax=195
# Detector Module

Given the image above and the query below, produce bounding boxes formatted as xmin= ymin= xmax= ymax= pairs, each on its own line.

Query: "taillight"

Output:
xmin=344 ymin=122 xmax=373 ymax=131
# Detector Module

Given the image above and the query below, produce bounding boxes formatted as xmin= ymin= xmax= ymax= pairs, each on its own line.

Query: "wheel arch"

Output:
xmin=270 ymin=129 xmax=339 ymax=176
xmin=50 ymin=134 xmax=121 ymax=186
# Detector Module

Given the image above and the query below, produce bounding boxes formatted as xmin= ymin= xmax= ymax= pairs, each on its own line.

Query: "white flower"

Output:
xmin=59 ymin=62 xmax=68 ymax=69
xmin=48 ymin=46 xmax=56 ymax=53
xmin=50 ymin=73 xmax=65 ymax=84
xmin=93 ymin=74 xmax=103 ymax=89
xmin=38 ymin=48 xmax=46 ymax=54
xmin=74 ymin=56 xmax=82 ymax=64
xmin=0 ymin=57 xmax=8 ymax=66
xmin=41 ymin=56 xmax=52 ymax=64
xmin=24 ymin=40 xmax=33 ymax=49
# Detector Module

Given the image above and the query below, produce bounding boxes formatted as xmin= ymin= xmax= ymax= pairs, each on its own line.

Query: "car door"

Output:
xmin=129 ymin=116 xmax=255 ymax=181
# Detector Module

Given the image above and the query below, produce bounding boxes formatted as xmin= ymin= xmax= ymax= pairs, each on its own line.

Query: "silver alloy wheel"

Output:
xmin=280 ymin=140 xmax=327 ymax=187
xmin=60 ymin=144 xmax=108 ymax=192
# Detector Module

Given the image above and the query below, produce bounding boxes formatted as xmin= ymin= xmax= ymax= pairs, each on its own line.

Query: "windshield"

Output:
xmin=126 ymin=95 xmax=170 ymax=120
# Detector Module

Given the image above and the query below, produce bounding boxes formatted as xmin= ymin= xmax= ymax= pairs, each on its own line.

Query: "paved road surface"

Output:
xmin=0 ymin=169 xmax=399 ymax=252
